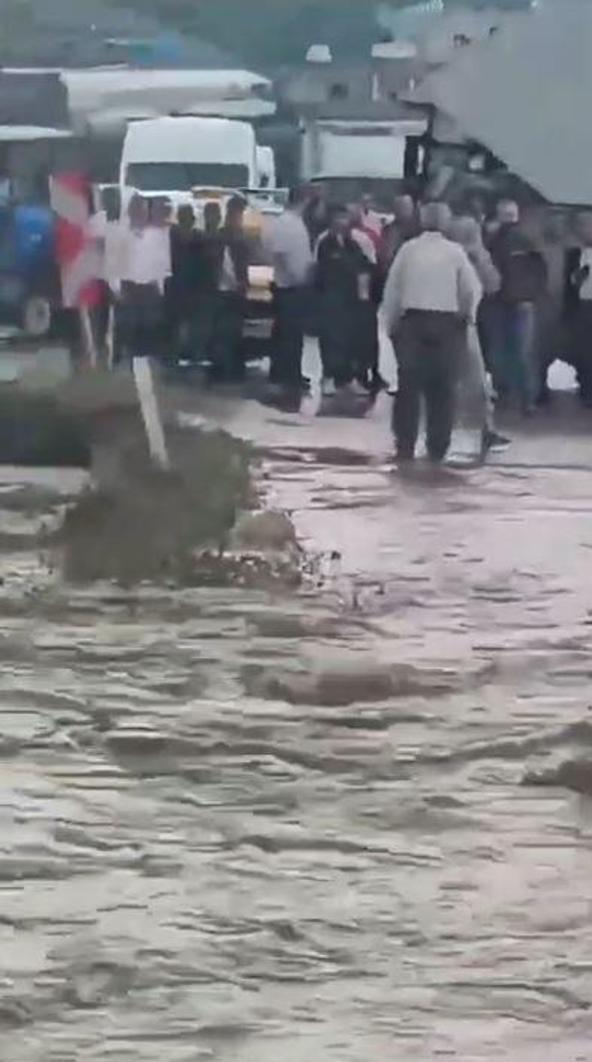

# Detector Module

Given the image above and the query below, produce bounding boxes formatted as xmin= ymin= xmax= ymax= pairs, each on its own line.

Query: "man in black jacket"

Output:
xmin=169 ymin=203 xmax=205 ymax=362
xmin=489 ymin=199 xmax=548 ymax=414
xmin=564 ymin=211 xmax=592 ymax=406
xmin=316 ymin=205 xmax=373 ymax=396
xmin=208 ymin=195 xmax=249 ymax=383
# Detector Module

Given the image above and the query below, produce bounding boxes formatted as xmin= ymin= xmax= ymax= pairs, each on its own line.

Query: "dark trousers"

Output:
xmin=119 ymin=281 xmax=163 ymax=360
xmin=271 ymin=287 xmax=305 ymax=386
xmin=570 ymin=300 xmax=592 ymax=401
xmin=209 ymin=291 xmax=245 ymax=380
xmin=488 ymin=299 xmax=538 ymax=409
xmin=356 ymin=301 xmax=379 ymax=377
xmin=393 ymin=310 xmax=465 ymax=461
xmin=319 ymin=292 xmax=359 ymax=385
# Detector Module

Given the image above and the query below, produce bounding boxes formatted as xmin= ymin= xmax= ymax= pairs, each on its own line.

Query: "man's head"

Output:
xmin=287 ymin=184 xmax=311 ymax=216
xmin=203 ymin=200 xmax=222 ymax=234
xmin=420 ymin=201 xmax=452 ymax=234
xmin=393 ymin=194 xmax=415 ymax=222
xmin=150 ymin=197 xmax=172 ymax=227
xmin=496 ymin=199 xmax=520 ymax=227
xmin=225 ymin=194 xmax=246 ymax=231
xmin=576 ymin=211 xmax=592 ymax=247
xmin=347 ymin=201 xmax=364 ymax=227
xmin=177 ymin=203 xmax=195 ymax=233
xmin=465 ymin=193 xmax=486 ymax=223
xmin=128 ymin=193 xmax=149 ymax=228
xmin=329 ymin=204 xmax=350 ymax=239
xmin=449 ymin=214 xmax=481 ymax=251
xmin=361 ymin=191 xmax=374 ymax=214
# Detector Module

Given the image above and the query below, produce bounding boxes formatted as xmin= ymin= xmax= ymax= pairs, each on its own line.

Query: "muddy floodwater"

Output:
xmin=1 ymin=378 xmax=592 ymax=1061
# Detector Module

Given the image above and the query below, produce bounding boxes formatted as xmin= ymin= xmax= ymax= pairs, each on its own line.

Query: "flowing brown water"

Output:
xmin=0 ymin=384 xmax=591 ymax=1062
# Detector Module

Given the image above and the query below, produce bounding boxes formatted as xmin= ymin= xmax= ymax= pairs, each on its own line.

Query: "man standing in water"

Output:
xmin=382 ymin=201 xmax=481 ymax=464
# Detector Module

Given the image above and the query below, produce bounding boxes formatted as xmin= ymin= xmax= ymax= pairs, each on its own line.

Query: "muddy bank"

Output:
xmin=0 ymin=390 xmax=90 ymax=468
xmin=58 ymin=425 xmax=253 ymax=584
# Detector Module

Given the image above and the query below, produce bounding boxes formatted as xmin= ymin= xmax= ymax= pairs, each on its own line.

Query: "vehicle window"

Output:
xmin=126 ymin=162 xmax=250 ymax=191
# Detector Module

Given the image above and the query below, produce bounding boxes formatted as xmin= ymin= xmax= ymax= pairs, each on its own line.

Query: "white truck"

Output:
xmin=300 ymin=117 xmax=427 ymax=208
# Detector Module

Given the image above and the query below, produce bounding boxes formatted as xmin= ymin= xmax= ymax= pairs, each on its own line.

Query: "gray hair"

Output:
xmin=448 ymin=214 xmax=482 ymax=249
xmin=420 ymin=201 xmax=452 ymax=233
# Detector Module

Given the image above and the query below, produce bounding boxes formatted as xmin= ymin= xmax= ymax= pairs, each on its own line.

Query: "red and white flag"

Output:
xmin=50 ymin=172 xmax=102 ymax=309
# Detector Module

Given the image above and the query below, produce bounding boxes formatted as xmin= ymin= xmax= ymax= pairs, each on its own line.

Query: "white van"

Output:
xmin=120 ymin=116 xmax=259 ymax=196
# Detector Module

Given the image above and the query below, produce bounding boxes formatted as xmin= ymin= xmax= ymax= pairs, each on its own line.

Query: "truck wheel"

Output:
xmin=22 ymin=295 xmax=52 ymax=338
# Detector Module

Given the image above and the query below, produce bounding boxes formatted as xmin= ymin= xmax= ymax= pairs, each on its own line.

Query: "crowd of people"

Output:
xmin=92 ymin=188 xmax=251 ymax=382
xmin=90 ymin=181 xmax=592 ymax=465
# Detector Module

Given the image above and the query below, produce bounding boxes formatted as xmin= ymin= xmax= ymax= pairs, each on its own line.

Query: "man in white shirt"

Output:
xmin=268 ymin=186 xmax=313 ymax=390
xmin=118 ymin=194 xmax=170 ymax=360
xmin=381 ymin=201 xmax=481 ymax=463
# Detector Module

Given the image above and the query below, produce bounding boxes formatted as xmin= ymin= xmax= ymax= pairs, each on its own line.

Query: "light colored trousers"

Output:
xmin=457 ymin=323 xmax=494 ymax=433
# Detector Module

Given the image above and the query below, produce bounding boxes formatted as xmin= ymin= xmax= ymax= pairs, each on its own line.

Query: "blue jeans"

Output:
xmin=489 ymin=300 xmax=538 ymax=410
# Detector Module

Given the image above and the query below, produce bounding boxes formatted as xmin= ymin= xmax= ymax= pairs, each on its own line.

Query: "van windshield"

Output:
xmin=126 ymin=162 xmax=250 ymax=191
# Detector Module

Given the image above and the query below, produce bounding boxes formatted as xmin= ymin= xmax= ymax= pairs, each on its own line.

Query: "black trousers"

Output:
xmin=119 ymin=281 xmax=163 ymax=360
xmin=319 ymin=292 xmax=359 ymax=385
xmin=392 ymin=310 xmax=465 ymax=461
xmin=271 ymin=287 xmax=305 ymax=386
xmin=209 ymin=292 xmax=245 ymax=380
xmin=356 ymin=300 xmax=380 ymax=377
xmin=570 ymin=300 xmax=592 ymax=401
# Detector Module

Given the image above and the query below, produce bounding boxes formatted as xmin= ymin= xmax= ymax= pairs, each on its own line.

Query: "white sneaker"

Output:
xmin=322 ymin=378 xmax=337 ymax=397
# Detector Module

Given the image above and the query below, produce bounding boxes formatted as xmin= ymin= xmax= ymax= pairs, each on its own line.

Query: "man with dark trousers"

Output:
xmin=564 ymin=210 xmax=592 ymax=406
xmin=382 ymin=202 xmax=481 ymax=464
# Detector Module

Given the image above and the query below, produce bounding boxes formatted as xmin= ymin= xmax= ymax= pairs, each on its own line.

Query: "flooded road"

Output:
xmin=0 ymin=370 xmax=591 ymax=1061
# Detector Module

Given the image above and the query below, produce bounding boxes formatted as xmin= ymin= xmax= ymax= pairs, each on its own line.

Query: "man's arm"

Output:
xmin=380 ymin=243 xmax=408 ymax=334
xmin=457 ymin=247 xmax=482 ymax=323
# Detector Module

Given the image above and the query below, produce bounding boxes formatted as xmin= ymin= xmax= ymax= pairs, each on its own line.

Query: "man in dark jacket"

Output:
xmin=378 ymin=195 xmax=419 ymax=277
xmin=316 ymin=205 xmax=373 ymax=396
xmin=169 ymin=203 xmax=203 ymax=362
xmin=208 ymin=195 xmax=249 ymax=383
xmin=563 ymin=210 xmax=592 ymax=405
xmin=488 ymin=199 xmax=548 ymax=413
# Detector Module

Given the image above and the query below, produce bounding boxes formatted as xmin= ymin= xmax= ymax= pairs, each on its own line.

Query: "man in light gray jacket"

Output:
xmin=449 ymin=215 xmax=510 ymax=455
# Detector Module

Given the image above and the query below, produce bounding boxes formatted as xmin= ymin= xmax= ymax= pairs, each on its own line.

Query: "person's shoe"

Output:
xmin=348 ymin=379 xmax=370 ymax=397
xmin=322 ymin=377 xmax=337 ymax=397
xmin=370 ymin=371 xmax=388 ymax=393
xmin=483 ymin=429 xmax=511 ymax=453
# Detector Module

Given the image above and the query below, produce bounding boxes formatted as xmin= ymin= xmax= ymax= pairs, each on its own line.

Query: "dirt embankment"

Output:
xmin=0 ymin=371 xmax=301 ymax=588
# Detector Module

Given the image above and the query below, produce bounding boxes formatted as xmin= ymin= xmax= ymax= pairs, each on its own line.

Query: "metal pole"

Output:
xmin=132 ymin=356 xmax=170 ymax=469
